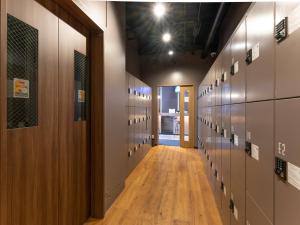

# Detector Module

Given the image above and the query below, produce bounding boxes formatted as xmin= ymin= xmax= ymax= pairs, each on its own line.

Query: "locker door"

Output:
xmin=128 ymin=106 xmax=135 ymax=161
xmin=128 ymin=74 xmax=135 ymax=107
xmin=246 ymin=3 xmax=275 ymax=102
xmin=210 ymin=67 xmax=216 ymax=107
xmin=58 ymin=20 xmax=90 ymax=225
xmin=275 ymin=3 xmax=300 ymax=99
xmin=231 ymin=20 xmax=246 ymax=104
xmin=215 ymin=55 xmax=223 ymax=106
xmin=222 ymin=42 xmax=231 ymax=105
xmin=245 ymin=101 xmax=274 ymax=225
xmin=274 ymin=98 xmax=300 ymax=225
xmin=214 ymin=105 xmax=222 ymax=209
xmin=6 ymin=1 xmax=59 ymax=225
xmin=209 ymin=106 xmax=216 ymax=191
xmin=221 ymin=104 xmax=231 ymax=225
xmin=230 ymin=103 xmax=246 ymax=225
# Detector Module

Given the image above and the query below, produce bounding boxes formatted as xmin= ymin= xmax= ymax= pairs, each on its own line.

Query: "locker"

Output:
xmin=274 ymin=98 xmax=300 ymax=225
xmin=128 ymin=106 xmax=135 ymax=157
xmin=221 ymin=104 xmax=231 ymax=225
xmin=246 ymin=195 xmax=273 ymax=225
xmin=222 ymin=42 xmax=231 ymax=105
xmin=215 ymin=54 xmax=223 ymax=106
xmin=231 ymin=20 xmax=246 ymax=104
xmin=209 ymin=66 xmax=216 ymax=107
xmin=246 ymin=3 xmax=275 ymax=102
xmin=209 ymin=106 xmax=216 ymax=191
xmin=245 ymin=101 xmax=274 ymax=223
xmin=230 ymin=103 xmax=246 ymax=225
xmin=214 ymin=105 xmax=222 ymax=209
xmin=128 ymin=74 xmax=135 ymax=107
xmin=275 ymin=2 xmax=300 ymax=99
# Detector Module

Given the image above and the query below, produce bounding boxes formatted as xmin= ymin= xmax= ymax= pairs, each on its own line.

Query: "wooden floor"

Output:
xmin=86 ymin=145 xmax=223 ymax=225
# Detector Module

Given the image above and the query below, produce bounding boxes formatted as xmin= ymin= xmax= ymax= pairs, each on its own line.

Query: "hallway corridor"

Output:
xmin=86 ymin=146 xmax=223 ymax=225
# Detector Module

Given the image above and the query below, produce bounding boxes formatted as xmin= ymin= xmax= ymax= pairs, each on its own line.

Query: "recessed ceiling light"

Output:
xmin=168 ymin=50 xmax=174 ymax=56
xmin=162 ymin=33 xmax=171 ymax=43
xmin=153 ymin=3 xmax=166 ymax=18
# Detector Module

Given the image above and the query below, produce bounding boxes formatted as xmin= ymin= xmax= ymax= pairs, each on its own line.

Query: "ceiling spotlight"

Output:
xmin=168 ymin=50 xmax=174 ymax=56
xmin=162 ymin=33 xmax=171 ymax=43
xmin=153 ymin=3 xmax=166 ymax=18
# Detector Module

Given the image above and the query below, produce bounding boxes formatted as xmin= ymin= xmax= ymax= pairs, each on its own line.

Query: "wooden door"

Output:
xmin=6 ymin=0 xmax=59 ymax=224
xmin=180 ymin=86 xmax=195 ymax=148
xmin=58 ymin=19 xmax=90 ymax=225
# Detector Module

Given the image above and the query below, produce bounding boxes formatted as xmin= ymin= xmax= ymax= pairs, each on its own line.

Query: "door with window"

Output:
xmin=180 ymin=85 xmax=195 ymax=148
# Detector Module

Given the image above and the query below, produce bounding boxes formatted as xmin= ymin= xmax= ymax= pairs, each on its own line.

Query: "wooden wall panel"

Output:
xmin=6 ymin=0 xmax=59 ymax=225
xmin=58 ymin=19 xmax=90 ymax=225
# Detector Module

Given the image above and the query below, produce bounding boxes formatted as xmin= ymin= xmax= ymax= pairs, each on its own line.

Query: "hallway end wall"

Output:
xmin=140 ymin=53 xmax=213 ymax=146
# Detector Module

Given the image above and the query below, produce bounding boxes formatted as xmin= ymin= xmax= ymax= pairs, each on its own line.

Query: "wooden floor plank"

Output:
xmin=85 ymin=145 xmax=223 ymax=225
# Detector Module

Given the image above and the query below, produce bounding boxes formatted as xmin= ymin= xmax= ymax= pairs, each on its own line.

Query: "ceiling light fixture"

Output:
xmin=168 ymin=50 xmax=174 ymax=56
xmin=153 ymin=3 xmax=166 ymax=19
xmin=162 ymin=32 xmax=171 ymax=43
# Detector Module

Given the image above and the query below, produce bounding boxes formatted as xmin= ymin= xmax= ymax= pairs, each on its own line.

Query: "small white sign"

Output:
xmin=288 ymin=162 xmax=300 ymax=191
xmin=234 ymin=61 xmax=239 ymax=74
xmin=234 ymin=134 xmax=239 ymax=146
xmin=251 ymin=144 xmax=259 ymax=161
xmin=234 ymin=205 xmax=239 ymax=221
xmin=252 ymin=43 xmax=260 ymax=61
xmin=224 ymin=129 xmax=227 ymax=138
xmin=246 ymin=131 xmax=251 ymax=141
xmin=184 ymin=97 xmax=189 ymax=102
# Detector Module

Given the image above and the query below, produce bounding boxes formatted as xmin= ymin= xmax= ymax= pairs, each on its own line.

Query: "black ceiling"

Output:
xmin=126 ymin=2 xmax=231 ymax=56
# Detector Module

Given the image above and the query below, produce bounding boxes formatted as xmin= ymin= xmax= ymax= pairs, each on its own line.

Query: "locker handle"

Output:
xmin=245 ymin=49 xmax=252 ymax=65
xmin=230 ymin=65 xmax=235 ymax=75
xmin=221 ymin=181 xmax=224 ymax=191
xmin=210 ymin=162 xmax=213 ymax=168
xmin=221 ymin=128 xmax=224 ymax=137
xmin=229 ymin=199 xmax=234 ymax=213
xmin=275 ymin=17 xmax=288 ymax=43
xmin=245 ymin=141 xmax=252 ymax=156
xmin=230 ymin=134 xmax=234 ymax=143
xmin=214 ymin=169 xmax=218 ymax=178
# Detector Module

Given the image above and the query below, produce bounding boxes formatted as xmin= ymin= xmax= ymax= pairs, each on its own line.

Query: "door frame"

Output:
xmin=0 ymin=0 xmax=105 ymax=222
xmin=156 ymin=84 xmax=195 ymax=148
xmin=179 ymin=85 xmax=195 ymax=148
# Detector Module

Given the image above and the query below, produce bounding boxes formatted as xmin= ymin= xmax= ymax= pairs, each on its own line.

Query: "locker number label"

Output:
xmin=288 ymin=162 xmax=300 ymax=191
xmin=278 ymin=142 xmax=286 ymax=156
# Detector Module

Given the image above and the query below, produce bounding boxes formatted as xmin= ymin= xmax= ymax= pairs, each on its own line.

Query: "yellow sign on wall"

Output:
xmin=78 ymin=90 xmax=85 ymax=103
xmin=13 ymin=78 xmax=30 ymax=98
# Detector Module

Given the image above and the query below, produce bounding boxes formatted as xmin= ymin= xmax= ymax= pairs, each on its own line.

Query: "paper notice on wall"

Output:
xmin=234 ymin=61 xmax=239 ymax=74
xmin=78 ymin=90 xmax=85 ymax=103
xmin=288 ymin=162 xmax=300 ymax=191
xmin=234 ymin=206 xmax=239 ymax=221
xmin=252 ymin=43 xmax=260 ymax=61
xmin=13 ymin=78 xmax=29 ymax=98
xmin=251 ymin=144 xmax=260 ymax=161
xmin=234 ymin=134 xmax=239 ymax=146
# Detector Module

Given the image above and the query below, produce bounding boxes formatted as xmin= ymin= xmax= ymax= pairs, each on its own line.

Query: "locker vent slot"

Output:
xmin=7 ymin=15 xmax=38 ymax=129
xmin=275 ymin=17 xmax=288 ymax=43
xmin=74 ymin=50 xmax=88 ymax=121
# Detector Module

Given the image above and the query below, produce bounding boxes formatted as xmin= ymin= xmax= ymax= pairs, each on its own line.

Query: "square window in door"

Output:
xmin=74 ymin=50 xmax=88 ymax=121
xmin=7 ymin=15 xmax=38 ymax=129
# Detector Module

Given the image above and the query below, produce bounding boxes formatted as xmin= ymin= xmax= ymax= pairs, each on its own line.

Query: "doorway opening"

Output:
xmin=157 ymin=85 xmax=195 ymax=148
xmin=158 ymin=86 xmax=180 ymax=146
